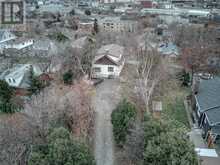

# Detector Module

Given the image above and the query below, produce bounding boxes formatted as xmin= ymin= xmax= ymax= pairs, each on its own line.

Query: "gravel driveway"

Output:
xmin=92 ymin=79 xmax=121 ymax=165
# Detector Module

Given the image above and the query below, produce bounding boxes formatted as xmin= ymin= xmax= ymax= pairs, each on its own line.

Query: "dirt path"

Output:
xmin=93 ymin=80 xmax=121 ymax=165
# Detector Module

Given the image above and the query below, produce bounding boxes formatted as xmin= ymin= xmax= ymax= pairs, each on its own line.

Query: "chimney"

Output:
xmin=105 ymin=49 xmax=109 ymax=55
xmin=193 ymin=76 xmax=200 ymax=95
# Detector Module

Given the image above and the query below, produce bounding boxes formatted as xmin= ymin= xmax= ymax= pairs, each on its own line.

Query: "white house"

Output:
xmin=92 ymin=44 xmax=125 ymax=78
xmin=0 ymin=64 xmax=42 ymax=89
xmin=5 ymin=38 xmax=34 ymax=50
xmin=0 ymin=30 xmax=16 ymax=52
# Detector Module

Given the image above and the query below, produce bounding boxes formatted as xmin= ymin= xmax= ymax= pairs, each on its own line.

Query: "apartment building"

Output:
xmin=99 ymin=17 xmax=137 ymax=32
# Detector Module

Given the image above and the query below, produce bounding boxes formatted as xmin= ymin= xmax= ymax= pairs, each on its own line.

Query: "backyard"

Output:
xmin=161 ymin=78 xmax=191 ymax=129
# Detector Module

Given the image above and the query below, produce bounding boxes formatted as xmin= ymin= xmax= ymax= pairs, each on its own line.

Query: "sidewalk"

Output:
xmin=189 ymin=128 xmax=206 ymax=148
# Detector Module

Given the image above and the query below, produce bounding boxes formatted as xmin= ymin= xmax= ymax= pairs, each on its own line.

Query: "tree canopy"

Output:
xmin=0 ymin=80 xmax=13 ymax=103
xmin=0 ymin=80 xmax=16 ymax=113
xmin=28 ymin=68 xmax=44 ymax=95
xmin=111 ymin=99 xmax=136 ymax=146
xmin=28 ymin=127 xmax=95 ymax=165
xmin=63 ymin=70 xmax=73 ymax=85
xmin=143 ymin=116 xmax=198 ymax=165
xmin=84 ymin=10 xmax=91 ymax=16
xmin=93 ymin=19 xmax=99 ymax=34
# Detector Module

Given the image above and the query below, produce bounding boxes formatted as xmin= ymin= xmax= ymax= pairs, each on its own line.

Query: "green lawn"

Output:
xmin=163 ymin=96 xmax=190 ymax=128
xmin=160 ymin=77 xmax=191 ymax=129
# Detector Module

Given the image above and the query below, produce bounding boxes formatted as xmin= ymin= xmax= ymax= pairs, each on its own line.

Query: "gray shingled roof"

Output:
xmin=97 ymin=44 xmax=124 ymax=58
xmin=211 ymin=125 xmax=220 ymax=134
xmin=205 ymin=106 xmax=220 ymax=125
xmin=196 ymin=77 xmax=220 ymax=113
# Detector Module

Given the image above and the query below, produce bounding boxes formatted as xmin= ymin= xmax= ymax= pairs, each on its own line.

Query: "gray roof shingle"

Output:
xmin=205 ymin=106 xmax=220 ymax=125
xmin=97 ymin=44 xmax=124 ymax=58
xmin=196 ymin=77 xmax=220 ymax=112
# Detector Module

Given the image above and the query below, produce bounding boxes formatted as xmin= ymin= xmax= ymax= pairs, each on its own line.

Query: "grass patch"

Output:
xmin=160 ymin=78 xmax=191 ymax=129
xmin=163 ymin=97 xmax=190 ymax=128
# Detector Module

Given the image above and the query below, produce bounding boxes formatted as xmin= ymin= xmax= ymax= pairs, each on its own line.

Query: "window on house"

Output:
xmin=8 ymin=79 xmax=11 ymax=83
xmin=108 ymin=67 xmax=114 ymax=72
xmin=13 ymin=79 xmax=15 ymax=83
xmin=93 ymin=67 xmax=101 ymax=72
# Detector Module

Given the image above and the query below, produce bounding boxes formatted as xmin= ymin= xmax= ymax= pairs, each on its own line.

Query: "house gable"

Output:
xmin=0 ymin=31 xmax=16 ymax=43
xmin=94 ymin=55 xmax=118 ymax=66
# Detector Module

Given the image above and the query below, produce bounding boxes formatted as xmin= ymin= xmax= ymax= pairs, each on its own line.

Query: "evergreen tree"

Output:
xmin=63 ymin=70 xmax=73 ymax=85
xmin=111 ymin=99 xmax=136 ymax=146
xmin=85 ymin=10 xmax=91 ymax=16
xmin=0 ymin=80 xmax=13 ymax=103
xmin=93 ymin=19 xmax=99 ymax=34
xmin=143 ymin=116 xmax=198 ymax=165
xmin=69 ymin=9 xmax=75 ymax=15
xmin=29 ymin=127 xmax=95 ymax=165
xmin=28 ymin=67 xmax=43 ymax=95
xmin=0 ymin=80 xmax=16 ymax=113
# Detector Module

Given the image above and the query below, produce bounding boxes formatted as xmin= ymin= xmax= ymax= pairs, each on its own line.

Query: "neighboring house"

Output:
xmin=158 ymin=42 xmax=179 ymax=58
xmin=0 ymin=30 xmax=16 ymax=52
xmin=0 ymin=64 xmax=44 ymax=95
xmin=193 ymin=76 xmax=220 ymax=145
xmin=78 ymin=21 xmax=94 ymax=33
xmin=5 ymin=38 xmax=34 ymax=50
xmin=92 ymin=44 xmax=125 ymax=78
xmin=99 ymin=17 xmax=138 ymax=33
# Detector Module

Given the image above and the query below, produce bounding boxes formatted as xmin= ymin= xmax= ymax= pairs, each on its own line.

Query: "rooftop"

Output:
xmin=158 ymin=42 xmax=179 ymax=56
xmin=97 ymin=44 xmax=124 ymax=58
xmin=196 ymin=77 xmax=220 ymax=112
xmin=0 ymin=64 xmax=42 ymax=88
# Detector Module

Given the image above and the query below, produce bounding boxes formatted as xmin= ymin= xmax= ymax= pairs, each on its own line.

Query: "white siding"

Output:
xmin=92 ymin=60 xmax=124 ymax=78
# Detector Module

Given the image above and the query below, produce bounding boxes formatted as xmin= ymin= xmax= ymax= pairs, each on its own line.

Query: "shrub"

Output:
xmin=63 ymin=70 xmax=73 ymax=85
xmin=181 ymin=71 xmax=190 ymax=86
xmin=85 ymin=10 xmax=91 ymax=16
xmin=29 ymin=127 xmax=95 ymax=165
xmin=111 ymin=99 xmax=136 ymax=146
xmin=48 ymin=32 xmax=69 ymax=42
xmin=69 ymin=9 xmax=75 ymax=15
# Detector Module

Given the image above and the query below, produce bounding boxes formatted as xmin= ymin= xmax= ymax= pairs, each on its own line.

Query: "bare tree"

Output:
xmin=135 ymin=48 xmax=167 ymax=113
xmin=179 ymin=26 xmax=220 ymax=83
xmin=0 ymin=115 xmax=34 ymax=165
